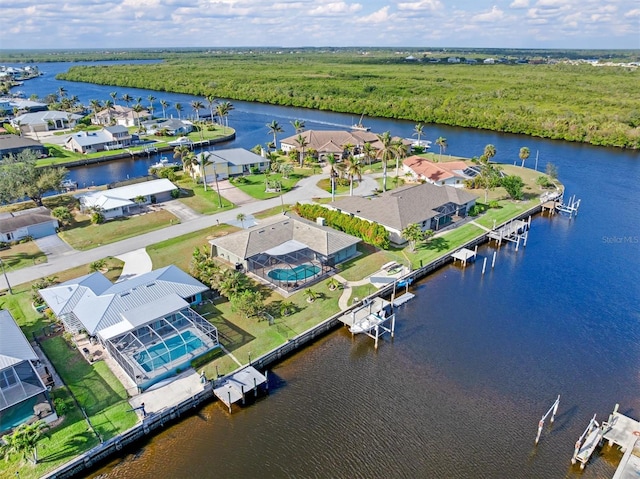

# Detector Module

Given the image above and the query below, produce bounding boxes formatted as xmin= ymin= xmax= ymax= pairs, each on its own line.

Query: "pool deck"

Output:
xmin=129 ymin=369 xmax=206 ymax=415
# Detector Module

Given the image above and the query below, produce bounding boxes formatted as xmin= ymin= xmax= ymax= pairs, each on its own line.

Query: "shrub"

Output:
xmin=53 ymin=397 xmax=69 ymax=416
xmin=488 ymin=200 xmax=500 ymax=209
xmin=171 ymin=188 xmax=181 ymax=199
xmin=536 ymin=175 xmax=554 ymax=188
xmin=90 ymin=211 xmax=105 ymax=224
xmin=52 ymin=206 xmax=73 ymax=226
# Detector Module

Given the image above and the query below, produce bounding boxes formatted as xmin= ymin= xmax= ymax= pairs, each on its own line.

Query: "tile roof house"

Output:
xmin=93 ymin=105 xmax=151 ymax=128
xmin=38 ymin=266 xmax=218 ymax=390
xmin=0 ymin=134 xmax=47 ymax=159
xmin=64 ymin=125 xmax=132 ymax=154
xmin=0 ymin=206 xmax=59 ymax=242
xmin=12 ymin=111 xmax=83 ymax=133
xmin=329 ymin=183 xmax=478 ymax=245
xmin=76 ymin=178 xmax=177 ymax=219
xmin=210 ymin=214 xmax=360 ymax=291
xmin=280 ymin=129 xmax=396 ymax=160
xmin=0 ymin=310 xmax=57 ymax=433
xmin=403 ymin=156 xmax=471 ymax=187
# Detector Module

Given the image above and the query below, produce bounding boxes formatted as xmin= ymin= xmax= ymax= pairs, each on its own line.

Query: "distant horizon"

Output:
xmin=2 ymin=1 xmax=638 ymax=51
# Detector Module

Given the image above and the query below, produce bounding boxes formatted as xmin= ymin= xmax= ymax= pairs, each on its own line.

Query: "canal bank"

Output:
xmin=44 ymin=202 xmax=546 ymax=479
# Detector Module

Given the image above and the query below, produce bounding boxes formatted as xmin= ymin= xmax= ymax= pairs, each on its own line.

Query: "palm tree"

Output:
xmin=110 ymin=91 xmax=118 ymax=106
xmin=174 ymin=144 xmax=191 ymax=165
xmin=291 ymin=119 xmax=305 ymax=133
xmin=121 ymin=93 xmax=133 ymax=108
xmin=190 ymin=100 xmax=204 ymax=121
xmin=103 ymin=99 xmax=114 ymax=124
xmin=413 ymin=123 xmax=424 ymax=145
xmin=376 ymin=131 xmax=395 ymax=192
xmin=484 ymin=144 xmax=497 ymax=162
xmin=147 ymin=95 xmax=156 ymax=118
xmin=267 ymin=120 xmax=284 ymax=150
xmin=206 ymin=94 xmax=217 ymax=123
xmin=477 ymin=154 xmax=503 ymax=203
xmin=57 ymin=86 xmax=67 ymax=99
xmin=304 ymin=288 xmax=318 ymax=303
xmin=402 ymin=223 xmax=425 ymax=252
xmin=392 ymin=138 xmax=408 ymax=181
xmin=236 ymin=212 xmax=246 ymax=228
xmin=0 ymin=420 xmax=49 ymax=464
xmin=435 ymin=137 xmax=447 ymax=162
xmin=295 ymin=134 xmax=309 ymax=167
xmin=89 ymin=99 xmax=101 ymax=123
xmin=345 ymin=157 xmax=363 ymax=196
xmin=519 ymin=146 xmax=530 ymax=168
xmin=175 ymin=102 xmax=183 ymax=119
xmin=160 ymin=99 xmax=169 ymax=119
xmin=197 ymin=152 xmax=211 ymax=191
xmin=217 ymin=101 xmax=234 ymax=127
xmin=362 ymin=142 xmax=376 ymax=165
xmin=326 ymin=153 xmax=339 ymax=201
xmin=181 ymin=151 xmax=197 ymax=176
xmin=132 ymin=103 xmax=144 ymax=132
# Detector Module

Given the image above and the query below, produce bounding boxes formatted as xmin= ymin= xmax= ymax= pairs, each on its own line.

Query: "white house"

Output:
xmin=12 ymin=111 xmax=82 ymax=133
xmin=141 ymin=118 xmax=193 ymax=136
xmin=191 ymin=148 xmax=270 ymax=182
xmin=76 ymin=178 xmax=177 ymax=219
xmin=65 ymin=126 xmax=132 ymax=154
xmin=0 ymin=207 xmax=59 ymax=242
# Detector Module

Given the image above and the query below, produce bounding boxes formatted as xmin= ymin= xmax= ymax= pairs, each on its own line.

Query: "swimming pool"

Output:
xmin=267 ymin=264 xmax=320 ymax=282
xmin=134 ymin=330 xmax=203 ymax=373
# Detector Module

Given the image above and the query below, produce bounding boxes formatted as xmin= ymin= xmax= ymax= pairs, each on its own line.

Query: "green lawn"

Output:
xmin=315 ymin=178 xmax=351 ymax=195
xmin=176 ymin=176 xmax=235 ymax=214
xmin=0 ymin=241 xmax=47 ymax=271
xmin=230 ymin=168 xmax=313 ymax=200
xmin=59 ymin=210 xmax=178 ymax=250
xmin=146 ymin=224 xmax=241 ymax=271
xmin=474 ymin=199 xmax=538 ymax=229
xmin=337 ymin=243 xmax=395 ymax=281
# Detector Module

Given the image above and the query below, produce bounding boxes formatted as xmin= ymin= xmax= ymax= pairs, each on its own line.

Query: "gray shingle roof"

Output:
xmin=0 ymin=207 xmax=57 ymax=234
xmin=210 ymin=214 xmax=360 ymax=259
xmin=0 ymin=310 xmax=37 ymax=370
xmin=0 ymin=134 xmax=44 ymax=152
xmin=331 ymin=183 xmax=478 ymax=231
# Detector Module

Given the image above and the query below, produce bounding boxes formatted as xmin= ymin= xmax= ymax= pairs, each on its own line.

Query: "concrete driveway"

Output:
xmin=161 ymin=200 xmax=201 ymax=222
xmin=215 ymin=180 xmax=257 ymax=205
xmin=35 ymin=234 xmax=75 ymax=256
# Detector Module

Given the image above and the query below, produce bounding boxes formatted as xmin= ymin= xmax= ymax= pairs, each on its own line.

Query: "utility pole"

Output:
xmin=0 ymin=258 xmax=12 ymax=294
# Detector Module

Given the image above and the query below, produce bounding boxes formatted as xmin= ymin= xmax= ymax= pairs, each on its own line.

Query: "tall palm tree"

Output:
xmin=1 ymin=420 xmax=49 ymax=464
xmin=180 ymin=150 xmax=196 ymax=175
xmin=267 ymin=120 xmax=284 ymax=150
xmin=413 ymin=123 xmax=424 ymax=145
xmin=206 ymin=94 xmax=216 ymax=123
xmin=217 ymin=101 xmax=234 ymax=127
xmin=484 ymin=144 xmax=497 ymax=162
xmin=392 ymin=138 xmax=408 ymax=180
xmin=57 ymin=87 xmax=67 ymax=99
xmin=291 ymin=119 xmax=305 ymax=133
xmin=477 ymin=154 xmax=502 ymax=203
xmin=103 ymin=99 xmax=114 ymax=124
xmin=121 ymin=93 xmax=133 ymax=108
xmin=376 ymin=131 xmax=395 ymax=192
xmin=362 ymin=142 xmax=376 ymax=165
xmin=175 ymin=102 xmax=183 ymax=119
xmin=160 ymin=99 xmax=169 ymax=119
xmin=295 ymin=134 xmax=309 ymax=167
xmin=345 ymin=157 xmax=363 ymax=196
xmin=236 ymin=213 xmax=246 ymax=228
xmin=110 ymin=91 xmax=118 ymax=106
xmin=197 ymin=152 xmax=212 ymax=191
xmin=435 ymin=137 xmax=447 ymax=162
xmin=519 ymin=146 xmax=530 ymax=168
xmin=132 ymin=103 xmax=144 ymax=132
xmin=89 ymin=99 xmax=101 ymax=123
xmin=147 ymin=95 xmax=156 ymax=118
xmin=326 ymin=153 xmax=339 ymax=201
xmin=190 ymin=100 xmax=204 ymax=121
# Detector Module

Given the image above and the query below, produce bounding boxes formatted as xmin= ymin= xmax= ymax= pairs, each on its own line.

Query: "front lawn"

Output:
xmin=0 ymin=241 xmax=47 ymax=271
xmin=59 ymin=209 xmax=178 ymax=250
xmin=230 ymin=168 xmax=313 ymax=200
xmin=176 ymin=176 xmax=235 ymax=214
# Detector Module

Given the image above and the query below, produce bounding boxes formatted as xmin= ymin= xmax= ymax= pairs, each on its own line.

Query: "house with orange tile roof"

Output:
xmin=403 ymin=156 xmax=471 ymax=188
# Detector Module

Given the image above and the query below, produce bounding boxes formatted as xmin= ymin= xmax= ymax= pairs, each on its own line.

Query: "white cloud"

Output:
xmin=396 ymin=1 xmax=443 ymax=12
xmin=473 ymin=5 xmax=507 ymax=22
xmin=509 ymin=0 xmax=529 ymax=8
xmin=309 ymin=2 xmax=362 ymax=16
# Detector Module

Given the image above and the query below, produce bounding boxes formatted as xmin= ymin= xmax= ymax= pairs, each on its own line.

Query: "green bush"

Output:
xmin=191 ymin=349 xmax=220 ymax=370
xmin=171 ymin=188 xmax=181 ymax=199
xmin=53 ymin=397 xmax=69 ymax=416
xmin=488 ymin=200 xmax=500 ymax=209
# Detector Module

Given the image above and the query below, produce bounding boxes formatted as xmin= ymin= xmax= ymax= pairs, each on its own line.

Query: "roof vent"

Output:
xmin=120 ymin=292 xmax=130 ymax=297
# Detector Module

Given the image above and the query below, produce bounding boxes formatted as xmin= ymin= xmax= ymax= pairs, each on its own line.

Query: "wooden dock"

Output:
xmin=392 ymin=292 xmax=415 ymax=307
xmin=451 ymin=246 xmax=477 ymax=267
xmin=488 ymin=217 xmax=530 ymax=249
xmin=213 ymin=365 xmax=267 ymax=412
xmin=339 ymin=297 xmax=395 ymax=349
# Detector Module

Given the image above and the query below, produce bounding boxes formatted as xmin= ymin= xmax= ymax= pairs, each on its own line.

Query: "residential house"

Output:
xmin=0 ymin=134 xmax=47 ymax=159
xmin=210 ymin=214 xmax=360 ymax=291
xmin=329 ymin=183 xmax=478 ymax=245
xmin=0 ymin=206 xmax=59 ymax=242
xmin=12 ymin=111 xmax=82 ymax=133
xmin=141 ymin=118 xmax=193 ymax=136
xmin=64 ymin=125 xmax=132 ymax=154
xmin=191 ymin=148 xmax=270 ymax=182
xmin=93 ymin=105 xmax=151 ymax=128
xmin=0 ymin=310 xmax=57 ymax=434
xmin=76 ymin=178 xmax=177 ymax=219
xmin=38 ymin=266 xmax=218 ymax=390
xmin=0 ymin=97 xmax=48 ymax=114
xmin=403 ymin=156 xmax=471 ymax=187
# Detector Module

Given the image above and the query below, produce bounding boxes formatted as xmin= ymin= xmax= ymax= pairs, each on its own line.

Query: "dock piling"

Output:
xmin=491 ymin=251 xmax=497 ymax=268
xmin=482 ymin=257 xmax=487 ymax=275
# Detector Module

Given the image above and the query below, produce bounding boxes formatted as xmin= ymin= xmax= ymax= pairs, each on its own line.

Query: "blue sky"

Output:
xmin=2 ymin=0 xmax=639 ymax=50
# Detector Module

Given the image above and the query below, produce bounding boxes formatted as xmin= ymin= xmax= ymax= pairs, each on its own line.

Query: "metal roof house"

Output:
xmin=76 ymin=178 xmax=177 ymax=219
xmin=0 ymin=206 xmax=59 ymax=242
xmin=64 ymin=126 xmax=132 ymax=154
xmin=210 ymin=214 xmax=360 ymax=292
xmin=12 ymin=111 xmax=83 ymax=133
xmin=0 ymin=310 xmax=57 ymax=434
xmin=329 ymin=183 xmax=478 ymax=245
xmin=191 ymin=148 xmax=270 ymax=183
xmin=38 ymin=266 xmax=219 ymax=390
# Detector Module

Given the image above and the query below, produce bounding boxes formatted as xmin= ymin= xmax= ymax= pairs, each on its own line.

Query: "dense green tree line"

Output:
xmin=57 ymin=55 xmax=640 ymax=149
xmin=294 ymin=203 xmax=390 ymax=249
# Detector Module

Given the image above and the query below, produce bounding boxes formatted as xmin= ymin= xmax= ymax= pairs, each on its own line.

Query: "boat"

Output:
xmin=407 ymin=139 xmax=431 ymax=150
xmin=168 ymin=136 xmax=193 ymax=147
xmin=150 ymin=157 xmax=181 ymax=169
xmin=351 ymin=113 xmax=370 ymax=132
xmin=61 ymin=179 xmax=78 ymax=190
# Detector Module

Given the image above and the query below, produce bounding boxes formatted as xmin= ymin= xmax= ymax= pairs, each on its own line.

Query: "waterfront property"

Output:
xmin=38 ymin=265 xmax=218 ymax=390
xmin=193 ymin=148 xmax=270 ymax=182
xmin=403 ymin=156 xmax=471 ymax=187
xmin=0 ymin=96 xmax=47 ymax=114
xmin=0 ymin=206 xmax=59 ymax=242
xmin=11 ymin=110 xmax=82 ymax=133
xmin=209 ymin=214 xmax=360 ymax=291
xmin=0 ymin=310 xmax=57 ymax=434
xmin=93 ymin=104 xmax=151 ymax=127
xmin=0 ymin=134 xmax=47 ymax=159
xmin=141 ymin=118 xmax=193 ymax=136
xmin=65 ymin=125 xmax=133 ymax=154
xmin=76 ymin=178 xmax=177 ymax=219
xmin=329 ymin=182 xmax=478 ymax=245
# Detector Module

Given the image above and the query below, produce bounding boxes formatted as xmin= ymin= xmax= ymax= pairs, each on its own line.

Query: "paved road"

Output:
xmin=3 ymin=170 xmax=379 ymax=288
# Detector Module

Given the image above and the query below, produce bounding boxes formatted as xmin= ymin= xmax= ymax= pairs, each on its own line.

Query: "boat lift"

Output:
xmin=535 ymin=395 xmax=560 ymax=445
xmin=572 ymin=414 xmax=605 ymax=469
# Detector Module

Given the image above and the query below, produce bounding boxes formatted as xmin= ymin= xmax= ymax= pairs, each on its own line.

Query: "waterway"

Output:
xmin=10 ymin=63 xmax=640 ymax=478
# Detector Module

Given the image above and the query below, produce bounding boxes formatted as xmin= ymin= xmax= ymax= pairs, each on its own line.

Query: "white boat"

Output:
xmin=349 ymin=313 xmax=386 ymax=334
xmin=407 ymin=139 xmax=431 ymax=150
xmin=351 ymin=113 xmax=370 ymax=132
xmin=150 ymin=157 xmax=180 ymax=169
xmin=168 ymin=136 xmax=193 ymax=146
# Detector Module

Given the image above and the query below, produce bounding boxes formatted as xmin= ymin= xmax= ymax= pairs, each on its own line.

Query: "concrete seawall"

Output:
xmin=42 ymin=202 xmax=543 ymax=478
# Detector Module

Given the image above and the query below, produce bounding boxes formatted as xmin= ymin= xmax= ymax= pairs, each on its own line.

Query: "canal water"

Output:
xmin=11 ymin=63 xmax=640 ymax=478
